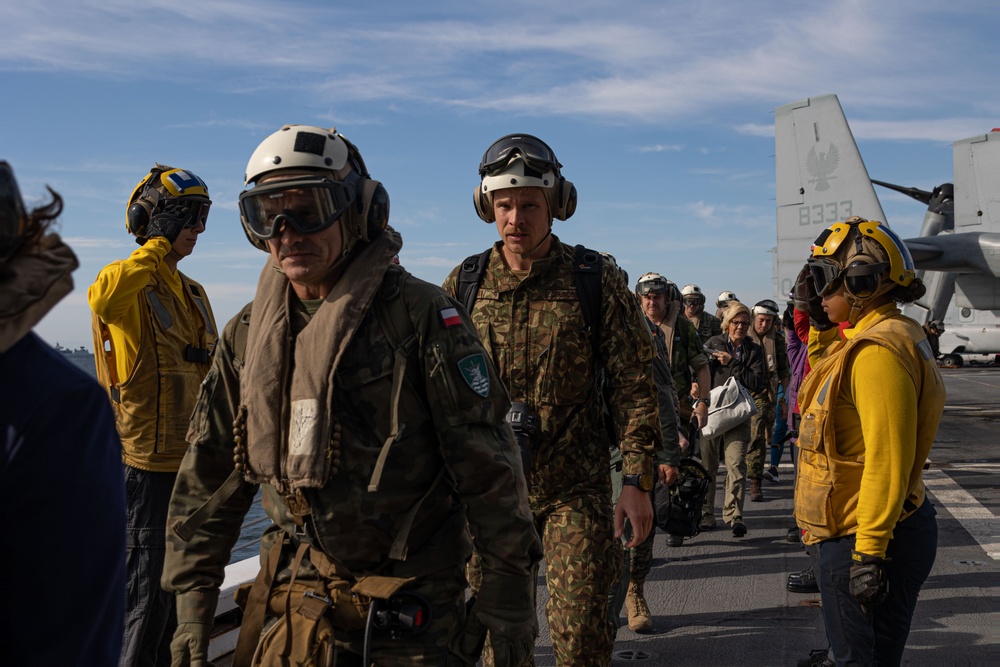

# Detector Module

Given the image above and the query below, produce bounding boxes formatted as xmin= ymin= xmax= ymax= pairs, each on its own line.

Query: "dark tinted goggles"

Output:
xmin=239 ymin=177 xmax=356 ymax=239
xmin=636 ymin=277 xmax=669 ymax=296
xmin=808 ymin=258 xmax=887 ymax=299
xmin=177 ymin=198 xmax=211 ymax=229
xmin=479 ymin=134 xmax=562 ymax=178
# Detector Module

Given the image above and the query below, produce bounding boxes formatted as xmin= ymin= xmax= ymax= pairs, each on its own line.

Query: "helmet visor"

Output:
xmin=636 ymin=276 xmax=669 ymax=296
xmin=239 ymin=177 xmax=356 ymax=240
xmin=809 ymin=257 xmax=887 ymax=298
xmin=177 ymin=198 xmax=211 ymax=229
xmin=479 ymin=134 xmax=561 ymax=178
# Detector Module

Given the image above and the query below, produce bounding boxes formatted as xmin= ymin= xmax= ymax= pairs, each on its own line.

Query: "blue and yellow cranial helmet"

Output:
xmin=808 ymin=216 xmax=915 ymax=299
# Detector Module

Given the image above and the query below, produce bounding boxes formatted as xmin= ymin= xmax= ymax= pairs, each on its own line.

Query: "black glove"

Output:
xmin=451 ymin=574 xmax=537 ymax=667
xmin=850 ymin=551 xmax=889 ymax=612
xmin=793 ymin=264 xmax=834 ymax=331
xmin=147 ymin=200 xmax=192 ymax=244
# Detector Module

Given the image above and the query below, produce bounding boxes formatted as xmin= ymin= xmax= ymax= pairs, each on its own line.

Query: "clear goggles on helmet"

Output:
xmin=636 ymin=276 xmax=669 ymax=296
xmin=479 ymin=134 xmax=562 ymax=178
xmin=808 ymin=257 xmax=888 ymax=299
xmin=239 ymin=176 xmax=356 ymax=240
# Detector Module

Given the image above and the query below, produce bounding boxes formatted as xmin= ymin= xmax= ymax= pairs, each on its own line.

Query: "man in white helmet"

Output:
xmin=636 ymin=273 xmax=711 ymax=445
xmin=444 ymin=133 xmax=658 ymax=667
xmin=89 ymin=164 xmax=217 ymax=666
xmin=163 ymin=125 xmax=540 ymax=666
xmin=715 ymin=290 xmax=739 ymax=320
xmin=746 ymin=299 xmax=790 ymax=500
xmin=681 ymin=283 xmax=722 ymax=345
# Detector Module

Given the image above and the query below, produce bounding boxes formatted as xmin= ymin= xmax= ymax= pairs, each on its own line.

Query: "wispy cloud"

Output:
xmin=5 ymin=1 xmax=997 ymax=126
xmin=636 ymin=144 xmax=683 ymax=153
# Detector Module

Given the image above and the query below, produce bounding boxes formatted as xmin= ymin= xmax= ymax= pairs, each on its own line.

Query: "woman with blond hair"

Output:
xmin=700 ymin=301 xmax=766 ymax=537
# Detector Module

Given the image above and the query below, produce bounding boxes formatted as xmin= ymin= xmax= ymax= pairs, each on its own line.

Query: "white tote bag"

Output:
xmin=701 ymin=376 xmax=758 ymax=439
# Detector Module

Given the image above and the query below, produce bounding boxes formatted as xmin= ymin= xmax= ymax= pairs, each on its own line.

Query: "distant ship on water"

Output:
xmin=53 ymin=343 xmax=97 ymax=380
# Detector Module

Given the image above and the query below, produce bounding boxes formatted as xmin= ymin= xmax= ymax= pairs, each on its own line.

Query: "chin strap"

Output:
xmin=844 ymin=279 xmax=894 ymax=326
xmin=516 ymin=225 xmax=553 ymax=262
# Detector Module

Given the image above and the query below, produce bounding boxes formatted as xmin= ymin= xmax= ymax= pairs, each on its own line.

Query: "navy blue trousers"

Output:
xmin=122 ymin=466 xmax=178 ymax=667
xmin=816 ymin=500 xmax=937 ymax=666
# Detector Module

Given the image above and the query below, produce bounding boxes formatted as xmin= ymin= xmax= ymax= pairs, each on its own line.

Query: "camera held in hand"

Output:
xmin=506 ymin=401 xmax=539 ymax=476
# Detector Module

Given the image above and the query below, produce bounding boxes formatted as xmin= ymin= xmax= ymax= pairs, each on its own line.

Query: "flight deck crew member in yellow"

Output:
xmin=89 ymin=166 xmax=217 ymax=667
xmin=793 ymin=216 xmax=944 ymax=666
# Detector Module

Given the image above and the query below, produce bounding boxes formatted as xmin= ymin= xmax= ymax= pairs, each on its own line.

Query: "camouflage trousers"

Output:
xmin=607 ymin=460 xmax=654 ymax=632
xmin=746 ymin=396 xmax=775 ymax=481
xmin=538 ymin=494 xmax=622 ymax=666
xmin=468 ymin=493 xmax=620 ymax=667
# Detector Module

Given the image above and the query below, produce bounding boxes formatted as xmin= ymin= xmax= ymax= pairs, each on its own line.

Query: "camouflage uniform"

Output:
xmin=164 ymin=228 xmax=540 ymax=665
xmin=608 ymin=318 xmax=680 ymax=631
xmin=444 ymin=236 xmax=658 ymax=667
xmin=659 ymin=316 xmax=709 ymax=440
xmin=746 ymin=327 xmax=789 ymax=481
xmin=689 ymin=311 xmax=723 ymax=346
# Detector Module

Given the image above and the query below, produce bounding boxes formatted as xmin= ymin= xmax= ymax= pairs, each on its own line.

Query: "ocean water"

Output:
xmin=67 ymin=349 xmax=268 ymax=565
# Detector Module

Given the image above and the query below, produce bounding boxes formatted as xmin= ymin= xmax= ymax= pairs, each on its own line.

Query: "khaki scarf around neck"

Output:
xmin=0 ymin=234 xmax=78 ymax=353
xmin=657 ymin=300 xmax=682 ymax=363
xmin=240 ymin=228 xmax=403 ymax=491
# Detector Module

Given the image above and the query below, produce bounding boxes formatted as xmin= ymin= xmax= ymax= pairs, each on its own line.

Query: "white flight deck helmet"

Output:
xmin=473 ymin=133 xmax=577 ymax=223
xmin=716 ymin=291 xmax=738 ymax=308
xmin=239 ymin=125 xmax=389 ymax=256
xmin=681 ymin=284 xmax=706 ymax=306
xmin=752 ymin=299 xmax=780 ymax=318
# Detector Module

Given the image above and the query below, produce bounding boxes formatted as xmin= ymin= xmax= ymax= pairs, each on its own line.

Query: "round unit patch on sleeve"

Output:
xmin=459 ymin=353 xmax=491 ymax=397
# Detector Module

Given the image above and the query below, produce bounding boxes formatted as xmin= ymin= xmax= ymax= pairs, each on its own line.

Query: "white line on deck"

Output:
xmin=923 ymin=467 xmax=1000 ymax=560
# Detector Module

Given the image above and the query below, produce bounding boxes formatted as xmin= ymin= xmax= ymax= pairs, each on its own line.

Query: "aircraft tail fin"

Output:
xmin=774 ymin=94 xmax=886 ymax=301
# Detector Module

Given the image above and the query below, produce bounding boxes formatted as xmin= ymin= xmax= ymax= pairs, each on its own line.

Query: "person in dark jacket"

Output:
xmin=0 ymin=161 xmax=126 ymax=666
xmin=700 ymin=302 xmax=766 ymax=537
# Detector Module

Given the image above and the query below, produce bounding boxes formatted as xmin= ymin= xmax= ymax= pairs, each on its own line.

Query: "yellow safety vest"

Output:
xmin=93 ymin=271 xmax=216 ymax=472
xmin=794 ymin=311 xmax=943 ymax=543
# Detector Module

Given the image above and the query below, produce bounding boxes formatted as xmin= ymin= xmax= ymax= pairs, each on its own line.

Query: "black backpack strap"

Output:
xmin=456 ymin=249 xmax=493 ymax=314
xmin=372 ymin=265 xmax=453 ymax=561
xmin=573 ymin=244 xmax=603 ymax=361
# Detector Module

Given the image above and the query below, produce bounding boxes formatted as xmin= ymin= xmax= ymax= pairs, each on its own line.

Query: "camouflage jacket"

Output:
xmin=690 ymin=312 xmax=723 ymax=346
xmin=749 ymin=326 xmax=790 ymax=402
xmin=648 ymin=318 xmax=681 ymax=466
xmin=663 ymin=316 xmax=709 ymax=398
xmin=443 ymin=236 xmax=658 ymax=510
xmin=164 ymin=231 xmax=539 ymax=614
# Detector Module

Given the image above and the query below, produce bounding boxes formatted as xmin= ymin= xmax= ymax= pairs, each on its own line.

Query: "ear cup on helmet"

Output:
xmin=474 ymin=184 xmax=494 ymax=223
xmin=552 ymin=179 xmax=577 ymax=221
xmin=359 ymin=179 xmax=389 ymax=241
xmin=126 ymin=200 xmax=153 ymax=237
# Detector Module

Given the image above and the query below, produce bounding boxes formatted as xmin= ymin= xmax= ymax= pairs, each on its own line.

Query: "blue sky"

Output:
xmin=4 ymin=0 xmax=998 ymax=349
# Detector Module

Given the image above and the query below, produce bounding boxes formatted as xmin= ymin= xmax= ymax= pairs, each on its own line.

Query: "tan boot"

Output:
xmin=749 ymin=478 xmax=764 ymax=502
xmin=625 ymin=579 xmax=653 ymax=633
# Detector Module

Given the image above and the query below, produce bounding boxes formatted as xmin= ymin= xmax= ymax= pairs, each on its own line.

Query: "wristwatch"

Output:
xmin=622 ymin=473 xmax=655 ymax=492
xmin=696 ymin=398 xmax=710 ymax=406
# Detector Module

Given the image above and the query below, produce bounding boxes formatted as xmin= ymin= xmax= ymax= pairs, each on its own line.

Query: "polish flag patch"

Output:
xmin=440 ymin=307 xmax=463 ymax=328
